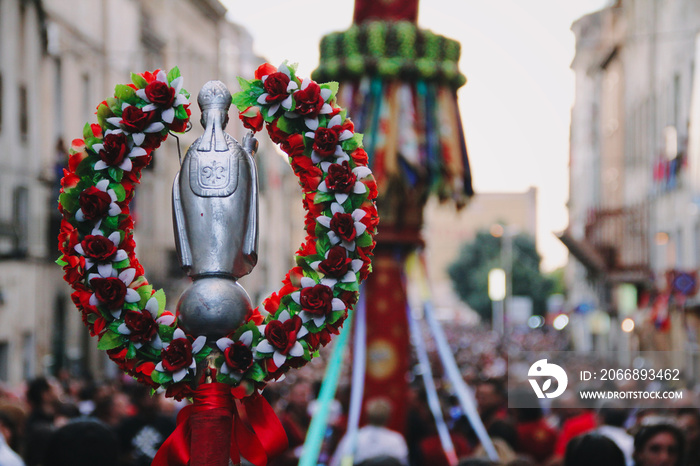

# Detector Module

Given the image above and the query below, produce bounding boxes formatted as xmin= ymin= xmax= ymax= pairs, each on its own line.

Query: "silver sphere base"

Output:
xmin=176 ymin=276 xmax=252 ymax=339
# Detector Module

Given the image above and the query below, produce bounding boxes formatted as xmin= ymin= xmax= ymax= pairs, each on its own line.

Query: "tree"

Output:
xmin=447 ymin=230 xmax=554 ymax=321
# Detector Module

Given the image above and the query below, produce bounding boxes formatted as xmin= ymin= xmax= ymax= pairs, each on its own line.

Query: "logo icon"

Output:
xmin=528 ymin=359 xmax=568 ymax=399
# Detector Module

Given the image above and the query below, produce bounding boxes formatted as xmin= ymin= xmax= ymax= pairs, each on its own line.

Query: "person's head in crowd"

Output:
xmin=564 ymin=433 xmax=626 ymax=466
xmin=44 ymin=420 xmax=119 ymax=466
xmin=366 ymin=398 xmax=392 ymax=428
xmin=633 ymin=424 xmax=684 ymax=466
xmin=488 ymin=419 xmax=518 ymax=452
xmin=675 ymin=409 xmax=700 ymax=459
xmin=93 ymin=390 xmax=131 ymax=427
xmin=356 ymin=456 xmax=402 ymax=466
xmin=598 ymin=404 xmax=631 ymax=428
xmin=26 ymin=377 xmax=57 ymax=413
xmin=475 ymin=379 xmax=506 ymax=418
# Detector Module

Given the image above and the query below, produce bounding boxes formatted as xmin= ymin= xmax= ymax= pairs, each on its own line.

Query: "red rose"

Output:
xmin=255 ymin=63 xmax=277 ymax=80
xmin=80 ymin=235 xmax=117 ymax=262
xmin=166 ymin=382 xmax=194 ymax=401
xmin=330 ymin=213 xmax=357 ymax=242
xmin=169 ymin=104 xmax=191 ymax=133
xmin=312 ymin=127 xmax=340 ymax=158
xmin=294 ymin=82 xmax=324 ymax=117
xmin=99 ymin=133 xmax=129 ymax=167
xmin=60 ymin=170 xmax=80 ymax=191
xmin=90 ymin=277 xmax=127 ymax=310
xmin=161 ymin=338 xmax=193 ymax=372
xmin=120 ymin=106 xmax=151 ymax=133
xmin=263 ymin=72 xmax=291 ymax=103
xmin=265 ymin=316 xmax=302 ymax=355
xmin=78 ymin=187 xmax=112 ymax=221
xmin=124 ymin=309 xmax=158 ymax=343
xmin=62 ymin=254 xmax=85 ymax=283
xmin=58 ymin=220 xmax=79 ymax=255
xmin=281 ymin=133 xmax=306 ymax=158
xmin=239 ymin=106 xmax=264 ymax=132
xmin=224 ymin=342 xmax=254 ymax=373
xmin=266 ymin=120 xmax=289 ymax=144
xmin=319 ymin=246 xmax=352 ymax=278
xmin=325 ymin=161 xmax=356 ymax=193
xmin=351 ymin=148 xmax=368 ymax=165
xmin=300 ymin=284 xmax=334 ymax=316
xmin=306 ymin=329 xmax=332 ymax=351
xmin=145 ymin=80 xmax=175 ymax=107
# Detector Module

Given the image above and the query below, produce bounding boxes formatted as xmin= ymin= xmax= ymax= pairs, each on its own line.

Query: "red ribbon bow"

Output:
xmin=152 ymin=383 xmax=288 ymax=466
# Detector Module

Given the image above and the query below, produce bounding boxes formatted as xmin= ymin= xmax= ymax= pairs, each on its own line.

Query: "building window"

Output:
xmin=19 ymin=86 xmax=28 ymax=142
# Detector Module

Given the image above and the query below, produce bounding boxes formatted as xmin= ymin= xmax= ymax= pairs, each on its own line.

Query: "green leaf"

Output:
xmin=126 ymin=344 xmax=137 ymax=359
xmin=56 ymin=255 xmax=68 ymax=267
xmin=114 ymin=84 xmax=136 ymax=102
xmin=276 ymin=116 xmax=296 ymax=135
xmin=341 ymin=132 xmax=364 ymax=153
xmin=111 ymin=184 xmax=126 ymax=202
xmin=153 ymin=289 xmax=167 ymax=313
xmin=112 ymin=258 xmax=130 ymax=270
xmin=167 ymin=66 xmax=181 ymax=84
xmin=108 ymin=167 xmax=123 ymax=182
xmin=58 ymin=192 xmax=78 ymax=213
xmin=137 ymin=285 xmax=154 ymax=305
xmin=195 ymin=346 xmax=212 ymax=362
xmin=337 ymin=281 xmax=360 ymax=292
xmin=123 ymin=302 xmax=140 ymax=312
xmin=83 ymin=122 xmax=93 ymax=140
xmin=97 ymin=103 xmax=112 ymax=127
xmin=320 ymin=81 xmax=340 ymax=100
xmin=106 ymin=97 xmax=122 ymax=115
xmin=175 ymin=105 xmax=188 ymax=120
xmin=97 ymin=331 xmax=124 ymax=350
xmin=237 ymin=76 xmax=252 ymax=93
xmin=314 ymin=192 xmax=335 ymax=204
xmin=102 ymin=215 xmax=119 ymax=231
xmin=356 ymin=232 xmax=373 ymax=248
xmin=152 ymin=371 xmax=172 ymax=385
xmin=327 ymin=310 xmax=345 ymax=325
xmin=159 ymin=324 xmax=175 ymax=341
xmin=248 ymin=363 xmax=266 ymax=382
xmin=131 ymin=72 xmax=148 ymax=89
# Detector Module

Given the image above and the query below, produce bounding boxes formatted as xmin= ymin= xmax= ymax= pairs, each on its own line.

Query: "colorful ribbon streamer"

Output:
xmin=299 ymin=307 xmax=355 ymax=466
xmin=151 ymin=382 xmax=288 ymax=466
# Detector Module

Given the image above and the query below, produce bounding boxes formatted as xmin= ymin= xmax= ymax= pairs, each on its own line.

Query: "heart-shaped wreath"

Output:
xmin=57 ymin=63 xmax=378 ymax=400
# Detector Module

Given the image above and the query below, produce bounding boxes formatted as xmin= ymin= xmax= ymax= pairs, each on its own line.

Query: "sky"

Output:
xmin=221 ymin=0 xmax=610 ymax=271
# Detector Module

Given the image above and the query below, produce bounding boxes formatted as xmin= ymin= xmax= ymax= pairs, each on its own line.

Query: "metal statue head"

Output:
xmin=197 ymin=80 xmax=231 ymax=129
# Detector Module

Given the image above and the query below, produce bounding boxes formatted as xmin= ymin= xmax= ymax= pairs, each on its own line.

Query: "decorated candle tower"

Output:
xmin=312 ymin=0 xmax=474 ymax=431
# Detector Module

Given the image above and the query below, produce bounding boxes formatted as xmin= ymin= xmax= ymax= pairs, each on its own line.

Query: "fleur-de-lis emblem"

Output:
xmin=201 ymin=160 xmax=226 ymax=186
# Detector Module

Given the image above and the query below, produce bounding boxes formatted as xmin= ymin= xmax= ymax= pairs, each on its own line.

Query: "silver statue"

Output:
xmin=172 ymin=81 xmax=259 ymax=339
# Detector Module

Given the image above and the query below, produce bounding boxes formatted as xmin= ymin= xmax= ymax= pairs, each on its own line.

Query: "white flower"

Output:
xmin=317 ymin=165 xmax=369 ymax=204
xmin=289 ymin=277 xmax=346 ymax=328
xmin=87 ymin=267 xmax=140 ymax=319
xmin=299 ymin=79 xmax=334 ymax=131
xmin=255 ymin=310 xmax=308 ymax=369
xmin=305 ymin=114 xmax=353 ymax=164
xmin=215 ymin=330 xmax=254 ymax=380
xmin=116 ymin=297 xmax=165 ymax=349
xmin=154 ymin=329 xmax=206 ymax=383
xmin=309 ymin=250 xmax=364 ymax=287
xmin=136 ymin=70 xmax=188 ymax=124
xmin=105 ymin=103 xmax=166 ymax=147
xmin=316 ymin=203 xmax=368 ymax=252
xmin=75 ymin=180 xmax=121 ymax=222
xmin=74 ymin=229 xmax=129 ymax=277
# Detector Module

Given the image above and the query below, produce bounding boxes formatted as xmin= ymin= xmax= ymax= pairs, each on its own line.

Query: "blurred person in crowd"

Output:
xmin=675 ymin=409 xmax=700 ymax=466
xmin=0 ymin=410 xmax=24 ymax=466
xmin=475 ymin=379 xmax=508 ymax=429
xmin=405 ymin=386 xmax=432 ymax=465
xmin=93 ymin=389 xmax=131 ymax=428
xmin=596 ymin=405 xmax=634 ymax=466
xmin=552 ymin=400 xmax=596 ymax=459
xmin=511 ymin=391 xmax=558 ymax=464
xmin=117 ymin=385 xmax=175 ymax=466
xmin=44 ymin=420 xmax=119 ymax=466
xmin=330 ymin=398 xmax=408 ymax=466
xmin=419 ymin=414 xmax=473 ymax=466
xmin=633 ymin=424 xmax=684 ymax=466
xmin=0 ymin=404 xmax=26 ymax=456
xmin=270 ymin=381 xmax=312 ymax=466
xmin=23 ymin=377 xmax=59 ymax=466
xmin=564 ymin=433 xmax=625 ymax=466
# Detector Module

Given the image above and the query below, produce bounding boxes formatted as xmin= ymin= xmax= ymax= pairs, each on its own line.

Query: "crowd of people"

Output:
xmin=0 ymin=325 xmax=696 ymax=465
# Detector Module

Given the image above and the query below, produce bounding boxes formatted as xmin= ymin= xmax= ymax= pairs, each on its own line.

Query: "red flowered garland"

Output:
xmin=57 ymin=63 xmax=378 ymax=400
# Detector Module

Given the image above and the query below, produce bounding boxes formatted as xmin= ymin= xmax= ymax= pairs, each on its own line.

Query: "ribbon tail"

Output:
xmin=241 ymin=394 xmax=289 ymax=464
xmin=235 ymin=411 xmax=267 ymax=466
xmin=152 ymin=405 xmax=192 ymax=466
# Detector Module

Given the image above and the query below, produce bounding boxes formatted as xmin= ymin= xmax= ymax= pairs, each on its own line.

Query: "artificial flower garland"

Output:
xmin=57 ymin=63 xmax=378 ymax=400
